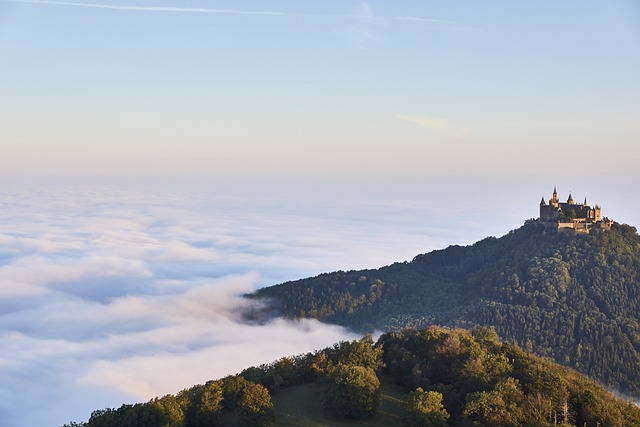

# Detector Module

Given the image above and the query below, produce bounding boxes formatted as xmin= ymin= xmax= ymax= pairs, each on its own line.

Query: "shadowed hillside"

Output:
xmin=252 ymin=220 xmax=640 ymax=397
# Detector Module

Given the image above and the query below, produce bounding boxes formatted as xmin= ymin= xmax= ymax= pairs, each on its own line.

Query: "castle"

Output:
xmin=539 ymin=187 xmax=612 ymax=233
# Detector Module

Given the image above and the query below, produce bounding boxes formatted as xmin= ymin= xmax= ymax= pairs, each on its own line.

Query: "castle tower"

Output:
xmin=550 ymin=187 xmax=559 ymax=207
xmin=540 ymin=196 xmax=549 ymax=221
xmin=567 ymin=193 xmax=574 ymax=205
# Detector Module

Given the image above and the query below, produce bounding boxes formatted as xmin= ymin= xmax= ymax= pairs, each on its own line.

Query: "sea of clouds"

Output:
xmin=2 ymin=176 xmax=621 ymax=426
xmin=0 ymin=178 xmax=496 ymax=427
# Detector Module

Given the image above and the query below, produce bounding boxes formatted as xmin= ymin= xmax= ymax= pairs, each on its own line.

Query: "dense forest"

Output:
xmin=252 ymin=220 xmax=640 ymax=397
xmin=63 ymin=327 xmax=640 ymax=427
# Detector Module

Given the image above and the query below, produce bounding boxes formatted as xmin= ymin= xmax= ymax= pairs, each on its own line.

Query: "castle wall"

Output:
xmin=557 ymin=221 xmax=590 ymax=234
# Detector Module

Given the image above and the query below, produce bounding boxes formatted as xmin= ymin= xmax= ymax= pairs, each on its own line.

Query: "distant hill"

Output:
xmin=64 ymin=327 xmax=640 ymax=427
xmin=252 ymin=220 xmax=640 ymax=397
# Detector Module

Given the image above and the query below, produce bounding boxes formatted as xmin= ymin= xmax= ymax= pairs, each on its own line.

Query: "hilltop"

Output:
xmin=252 ymin=220 xmax=640 ymax=397
xmin=64 ymin=327 xmax=640 ymax=427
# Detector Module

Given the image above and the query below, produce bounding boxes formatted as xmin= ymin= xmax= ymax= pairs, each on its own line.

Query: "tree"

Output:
xmin=195 ymin=381 xmax=223 ymax=426
xmin=523 ymin=391 xmax=553 ymax=425
xmin=86 ymin=408 xmax=117 ymax=427
xmin=463 ymin=377 xmax=525 ymax=427
xmin=327 ymin=335 xmax=385 ymax=372
xmin=220 ymin=375 xmax=249 ymax=411
xmin=324 ymin=364 xmax=380 ymax=419
xmin=238 ymin=382 xmax=274 ymax=427
xmin=147 ymin=395 xmax=185 ymax=427
xmin=404 ymin=388 xmax=450 ymax=427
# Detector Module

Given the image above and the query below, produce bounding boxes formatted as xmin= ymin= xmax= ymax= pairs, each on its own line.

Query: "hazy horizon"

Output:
xmin=1 ymin=1 xmax=639 ymax=425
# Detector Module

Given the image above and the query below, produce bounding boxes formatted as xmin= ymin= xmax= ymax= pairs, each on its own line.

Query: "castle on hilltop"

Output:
xmin=539 ymin=187 xmax=612 ymax=233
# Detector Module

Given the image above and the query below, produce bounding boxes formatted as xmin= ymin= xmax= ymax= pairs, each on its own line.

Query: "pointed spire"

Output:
xmin=568 ymin=192 xmax=574 ymax=204
xmin=551 ymin=186 xmax=559 ymax=204
xmin=584 ymin=197 xmax=587 ymax=206
xmin=540 ymin=196 xmax=546 ymax=205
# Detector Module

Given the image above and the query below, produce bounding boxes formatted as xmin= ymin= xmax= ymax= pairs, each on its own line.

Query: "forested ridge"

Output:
xmin=64 ymin=328 xmax=640 ymax=427
xmin=252 ymin=220 xmax=640 ymax=396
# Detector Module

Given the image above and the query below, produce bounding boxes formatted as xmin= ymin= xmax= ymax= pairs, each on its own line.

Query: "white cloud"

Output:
xmin=397 ymin=114 xmax=451 ymax=131
xmin=78 ymin=317 xmax=356 ymax=399
xmin=0 ymin=254 xmax=152 ymax=300
xmin=0 ymin=185 xmax=390 ymax=426
xmin=150 ymin=241 xmax=220 ymax=263
xmin=0 ymin=179 xmax=548 ymax=427
xmin=396 ymin=114 xmax=473 ymax=139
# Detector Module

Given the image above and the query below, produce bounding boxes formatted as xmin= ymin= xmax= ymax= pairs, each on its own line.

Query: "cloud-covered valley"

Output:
xmin=0 ymin=181 xmax=458 ymax=427
xmin=0 ymin=178 xmax=558 ymax=426
xmin=0 ymin=188 xmax=342 ymax=426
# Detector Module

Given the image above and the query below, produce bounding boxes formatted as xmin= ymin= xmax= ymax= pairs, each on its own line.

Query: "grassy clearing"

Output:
xmin=272 ymin=375 xmax=407 ymax=427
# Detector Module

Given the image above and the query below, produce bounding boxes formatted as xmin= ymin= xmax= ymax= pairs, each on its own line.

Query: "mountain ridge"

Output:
xmin=252 ymin=220 xmax=640 ymax=396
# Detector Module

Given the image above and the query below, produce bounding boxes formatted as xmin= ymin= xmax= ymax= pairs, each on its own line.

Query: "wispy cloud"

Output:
xmin=397 ymin=114 xmax=451 ymax=131
xmin=3 ymin=0 xmax=295 ymax=15
xmin=396 ymin=114 xmax=473 ymax=139
xmin=340 ymin=1 xmax=385 ymax=50
xmin=335 ymin=2 xmax=466 ymax=50
xmin=4 ymin=0 xmax=465 ymax=31
xmin=391 ymin=15 xmax=466 ymax=30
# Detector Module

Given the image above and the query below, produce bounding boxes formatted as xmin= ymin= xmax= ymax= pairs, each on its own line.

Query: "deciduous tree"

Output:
xmin=404 ymin=388 xmax=449 ymax=427
xmin=324 ymin=364 xmax=380 ymax=419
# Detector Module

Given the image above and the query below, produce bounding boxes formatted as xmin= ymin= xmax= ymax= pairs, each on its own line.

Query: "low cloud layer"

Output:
xmin=0 ymin=186 xmax=368 ymax=426
xmin=1 ymin=176 xmax=618 ymax=426
xmin=0 ymin=181 xmax=481 ymax=427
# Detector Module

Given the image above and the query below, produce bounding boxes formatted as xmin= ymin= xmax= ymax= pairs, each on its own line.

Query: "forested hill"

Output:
xmin=252 ymin=220 xmax=640 ymax=397
xmin=65 ymin=328 xmax=640 ymax=427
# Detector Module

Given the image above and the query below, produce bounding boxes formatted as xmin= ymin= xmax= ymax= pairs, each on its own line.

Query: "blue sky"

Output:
xmin=1 ymin=2 xmax=640 ymax=426
xmin=1 ymin=0 xmax=639 ymax=178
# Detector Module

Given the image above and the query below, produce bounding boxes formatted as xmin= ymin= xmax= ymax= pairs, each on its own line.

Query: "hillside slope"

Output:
xmin=252 ymin=220 xmax=640 ymax=396
xmin=65 ymin=328 xmax=640 ymax=427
